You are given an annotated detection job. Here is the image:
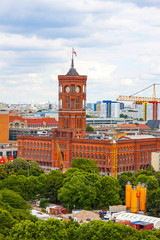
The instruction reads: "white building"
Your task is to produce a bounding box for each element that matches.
[151,152,160,171]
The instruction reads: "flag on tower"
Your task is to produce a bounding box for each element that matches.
[72,48,77,56]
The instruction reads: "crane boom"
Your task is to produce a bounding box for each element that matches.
[55,141,64,172]
[116,95,160,103]
[110,131,126,178]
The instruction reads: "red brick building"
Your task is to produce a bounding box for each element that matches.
[18,61,160,174]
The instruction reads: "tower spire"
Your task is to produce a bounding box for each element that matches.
[71,48,74,68]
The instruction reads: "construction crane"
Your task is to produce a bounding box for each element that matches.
[55,141,65,173]
[110,131,126,178]
[116,83,160,120]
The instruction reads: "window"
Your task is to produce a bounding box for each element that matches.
[140,152,142,162]
[146,152,148,162]
[80,145,82,151]
[143,152,145,161]
[72,152,75,159]
[47,150,50,160]
[103,147,105,152]
[123,154,125,164]
[44,143,46,148]
[44,150,46,160]
[126,154,128,163]
[84,146,86,151]
[76,145,78,150]
[108,148,110,152]
[91,154,93,159]
[41,143,43,148]
[83,153,86,159]
[47,143,49,148]
[72,145,74,150]
[28,149,30,158]
[80,152,82,158]
[87,146,89,151]
[24,142,26,147]
[95,154,97,160]
[99,147,101,152]
[91,146,93,151]
[95,147,97,152]
[37,143,39,148]
[41,150,43,159]
[59,99,62,109]
[76,152,78,158]
[99,155,101,164]
[37,149,39,158]
[87,153,90,159]
[103,155,106,165]
[25,149,26,158]
[34,149,36,158]
[31,149,33,158]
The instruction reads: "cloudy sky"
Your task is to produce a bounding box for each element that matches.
[1,0,160,104]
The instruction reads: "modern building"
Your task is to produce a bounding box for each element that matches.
[18,60,160,174]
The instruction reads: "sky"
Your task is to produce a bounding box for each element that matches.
[1,0,160,104]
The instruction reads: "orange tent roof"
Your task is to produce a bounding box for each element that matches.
[119,124,137,128]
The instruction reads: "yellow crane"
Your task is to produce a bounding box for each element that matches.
[110,131,126,178]
[55,141,64,173]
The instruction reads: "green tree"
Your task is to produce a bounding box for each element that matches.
[58,174,97,210]
[12,158,29,172]
[72,158,99,173]
[0,208,15,236]
[0,189,30,209]
[97,176,122,209]
[44,170,64,203]
[147,188,160,217]
[0,167,7,180]
[86,125,94,132]
[135,175,159,191]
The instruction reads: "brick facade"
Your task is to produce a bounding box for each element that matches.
[17,63,160,174]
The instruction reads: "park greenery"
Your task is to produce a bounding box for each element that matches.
[0,158,160,239]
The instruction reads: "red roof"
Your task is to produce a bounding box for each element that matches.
[138,124,150,130]
[9,116,25,122]
[26,118,58,125]
[9,116,58,126]
[119,124,137,128]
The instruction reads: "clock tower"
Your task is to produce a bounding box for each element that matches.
[58,59,87,138]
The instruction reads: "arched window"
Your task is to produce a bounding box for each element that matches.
[37,149,39,159]
[91,154,93,159]
[80,152,82,158]
[24,142,26,147]
[80,145,82,151]
[95,154,97,160]
[25,149,26,158]
[31,149,33,158]
[72,145,74,150]
[47,150,50,160]
[103,154,106,165]
[34,149,36,158]
[140,152,142,162]
[143,152,145,161]
[87,153,90,159]
[44,150,46,160]
[84,146,86,151]
[47,143,49,148]
[76,152,78,158]
[99,155,101,164]
[41,150,43,159]
[126,154,128,163]
[31,142,33,147]
[28,149,30,158]
[132,153,134,161]
[44,143,46,148]
[99,147,101,152]
[120,154,122,164]
[123,154,125,164]
[146,152,148,162]
[87,146,89,151]
[41,143,43,148]
[72,152,75,159]
[37,143,39,148]
[129,153,131,163]
[91,147,93,151]
[103,147,105,152]
[108,148,110,152]
[83,153,86,159]
[95,147,97,152]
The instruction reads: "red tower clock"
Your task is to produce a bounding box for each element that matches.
[58,59,87,138]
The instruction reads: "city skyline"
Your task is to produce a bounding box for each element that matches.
[1,0,160,104]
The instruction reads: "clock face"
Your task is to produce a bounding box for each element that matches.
[76,86,80,93]
[65,86,70,93]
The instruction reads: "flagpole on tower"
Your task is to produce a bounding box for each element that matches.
[72,48,77,68]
